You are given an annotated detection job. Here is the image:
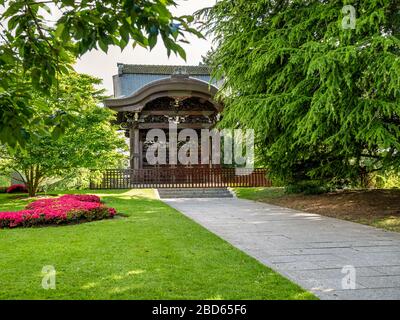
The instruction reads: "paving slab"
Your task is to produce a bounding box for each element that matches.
[163,198,400,300]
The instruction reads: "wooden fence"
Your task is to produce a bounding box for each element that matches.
[90,168,271,189]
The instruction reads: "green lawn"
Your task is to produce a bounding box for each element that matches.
[0,190,315,300]
[234,187,286,201]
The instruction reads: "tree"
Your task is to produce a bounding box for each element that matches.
[0,0,202,146]
[200,0,400,188]
[0,72,127,196]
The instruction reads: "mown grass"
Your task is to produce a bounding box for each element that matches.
[234,187,286,201]
[0,189,315,300]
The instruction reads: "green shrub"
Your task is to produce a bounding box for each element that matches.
[372,171,400,189]
[0,175,9,187]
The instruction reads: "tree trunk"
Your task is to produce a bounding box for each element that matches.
[359,167,371,189]
[27,184,36,197]
[25,166,40,197]
[25,176,36,198]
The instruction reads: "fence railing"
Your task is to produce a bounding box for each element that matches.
[90,168,272,189]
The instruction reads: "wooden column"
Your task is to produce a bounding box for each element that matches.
[139,140,143,169]
[130,126,140,170]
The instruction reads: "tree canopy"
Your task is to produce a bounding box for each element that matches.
[201,0,400,188]
[0,0,201,146]
[0,72,127,196]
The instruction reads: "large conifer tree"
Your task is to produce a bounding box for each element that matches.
[201,0,400,187]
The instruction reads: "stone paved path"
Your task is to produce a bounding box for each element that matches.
[163,198,400,300]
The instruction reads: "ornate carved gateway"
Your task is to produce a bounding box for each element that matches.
[93,64,270,189]
[105,64,222,170]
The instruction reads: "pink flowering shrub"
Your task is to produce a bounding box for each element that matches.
[6,184,28,194]
[0,194,116,228]
[61,194,101,203]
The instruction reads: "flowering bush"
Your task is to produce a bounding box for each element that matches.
[0,187,7,193]
[0,194,116,228]
[6,184,28,194]
[61,194,101,203]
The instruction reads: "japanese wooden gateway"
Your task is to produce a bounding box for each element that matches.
[91,65,271,189]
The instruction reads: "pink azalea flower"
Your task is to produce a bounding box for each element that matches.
[0,194,116,228]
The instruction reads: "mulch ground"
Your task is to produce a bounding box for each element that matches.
[260,189,400,232]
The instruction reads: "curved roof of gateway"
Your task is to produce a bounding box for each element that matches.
[105,73,222,112]
[112,63,220,98]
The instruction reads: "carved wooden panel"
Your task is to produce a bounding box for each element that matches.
[143,97,217,112]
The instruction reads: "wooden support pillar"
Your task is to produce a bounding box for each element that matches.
[130,127,140,170]
[139,140,143,169]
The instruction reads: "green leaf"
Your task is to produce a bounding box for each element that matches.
[176,45,186,61]
[148,34,158,49]
[98,39,108,53]
[55,23,65,38]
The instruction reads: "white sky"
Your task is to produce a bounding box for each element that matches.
[74,0,216,95]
